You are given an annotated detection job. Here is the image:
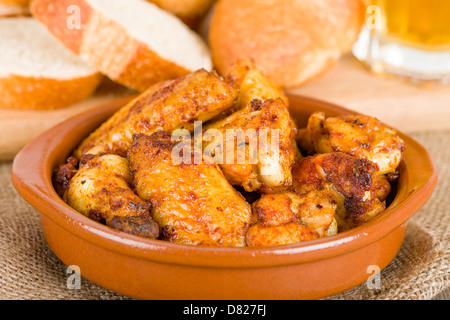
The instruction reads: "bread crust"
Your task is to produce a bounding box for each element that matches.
[0,0,29,6]
[209,0,365,88]
[30,0,90,53]
[31,0,208,92]
[0,73,102,110]
[0,0,30,16]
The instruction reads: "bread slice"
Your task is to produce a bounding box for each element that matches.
[31,0,213,92]
[0,0,30,17]
[0,17,102,110]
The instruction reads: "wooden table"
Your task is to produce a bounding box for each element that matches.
[0,79,135,161]
[289,54,450,133]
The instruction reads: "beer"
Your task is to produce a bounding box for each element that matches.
[353,0,450,84]
[372,0,450,48]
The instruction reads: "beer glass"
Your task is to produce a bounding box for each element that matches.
[353,0,450,85]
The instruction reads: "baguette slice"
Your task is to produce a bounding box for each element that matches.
[0,17,102,110]
[0,0,30,17]
[31,0,213,92]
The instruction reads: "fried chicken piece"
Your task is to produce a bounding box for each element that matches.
[246,221,318,247]
[203,98,298,192]
[202,60,301,192]
[225,59,289,110]
[63,146,159,239]
[128,132,252,247]
[53,156,78,198]
[297,112,405,175]
[246,191,337,247]
[74,69,238,159]
[291,152,386,231]
[374,173,392,202]
[73,80,173,158]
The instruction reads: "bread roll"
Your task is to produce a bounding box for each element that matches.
[209,0,365,88]
[0,17,102,110]
[0,0,30,17]
[31,0,213,92]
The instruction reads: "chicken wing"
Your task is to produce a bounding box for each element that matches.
[203,98,298,192]
[297,112,405,175]
[74,69,238,159]
[62,146,159,238]
[246,191,337,247]
[225,59,289,110]
[128,132,252,247]
[291,152,386,231]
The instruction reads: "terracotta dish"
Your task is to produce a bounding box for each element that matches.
[11,94,437,299]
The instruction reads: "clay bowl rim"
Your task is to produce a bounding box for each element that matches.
[11,93,438,269]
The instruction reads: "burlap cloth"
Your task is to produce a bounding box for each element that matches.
[0,131,448,300]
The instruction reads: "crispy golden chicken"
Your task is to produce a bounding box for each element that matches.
[246,191,338,246]
[206,59,301,192]
[374,173,392,202]
[225,59,289,110]
[297,112,405,175]
[53,64,403,248]
[74,69,238,159]
[128,132,252,247]
[291,152,386,231]
[62,146,159,238]
[203,98,298,192]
